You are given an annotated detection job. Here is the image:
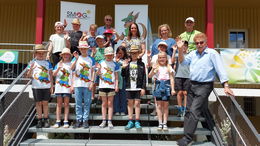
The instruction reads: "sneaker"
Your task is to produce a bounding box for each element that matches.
[182,107,186,117]
[43,118,50,128]
[150,109,157,116]
[53,121,61,128]
[73,120,82,128]
[125,121,134,130]
[63,121,70,128]
[36,119,42,128]
[115,112,120,116]
[99,121,106,128]
[135,121,142,130]
[163,124,168,131]
[157,124,163,131]
[83,121,89,129]
[108,121,113,129]
[120,112,126,116]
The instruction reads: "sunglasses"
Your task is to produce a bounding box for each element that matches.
[106,19,112,21]
[195,41,205,45]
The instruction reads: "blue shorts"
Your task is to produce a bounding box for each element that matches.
[153,80,171,101]
[55,93,72,98]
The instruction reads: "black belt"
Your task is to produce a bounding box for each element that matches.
[190,80,213,85]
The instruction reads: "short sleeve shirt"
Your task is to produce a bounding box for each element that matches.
[54,62,73,94]
[49,34,66,53]
[179,30,201,52]
[30,60,53,89]
[72,56,95,87]
[94,47,105,63]
[99,60,120,89]
[126,61,142,91]
[154,66,174,81]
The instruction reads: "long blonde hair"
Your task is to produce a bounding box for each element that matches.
[155,52,172,73]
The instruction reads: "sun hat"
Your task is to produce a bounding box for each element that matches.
[77,41,90,49]
[60,48,72,56]
[104,47,114,55]
[54,21,64,27]
[71,18,81,25]
[95,35,105,40]
[157,41,168,47]
[34,44,47,52]
[129,45,140,53]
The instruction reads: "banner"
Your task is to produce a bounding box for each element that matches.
[115,5,148,63]
[60,1,95,31]
[220,49,260,84]
[0,50,18,64]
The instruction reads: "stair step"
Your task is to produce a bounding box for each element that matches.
[28,126,211,135]
[48,114,205,122]
[20,139,215,146]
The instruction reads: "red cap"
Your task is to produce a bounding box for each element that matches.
[103,29,113,34]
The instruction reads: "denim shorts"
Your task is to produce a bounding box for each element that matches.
[55,93,72,98]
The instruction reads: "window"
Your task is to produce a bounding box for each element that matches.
[229,29,248,48]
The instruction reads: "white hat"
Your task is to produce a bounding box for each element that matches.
[157,41,168,47]
[54,21,64,27]
[60,48,72,56]
[104,47,114,55]
[185,17,195,22]
[95,35,104,40]
[77,41,90,49]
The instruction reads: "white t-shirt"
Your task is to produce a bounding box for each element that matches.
[30,59,53,89]
[155,66,174,81]
[54,62,73,94]
[49,34,66,53]
[99,60,120,89]
[72,56,95,87]
[151,54,172,66]
[126,61,141,91]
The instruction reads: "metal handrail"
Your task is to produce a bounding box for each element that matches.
[213,89,260,144]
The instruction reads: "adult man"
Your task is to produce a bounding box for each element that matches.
[68,18,82,54]
[97,15,114,35]
[179,17,201,53]
[176,33,234,146]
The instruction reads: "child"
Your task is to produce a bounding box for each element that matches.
[114,46,128,116]
[103,29,120,49]
[97,47,119,128]
[80,24,98,56]
[148,52,175,131]
[122,45,146,130]
[172,40,190,117]
[71,41,95,128]
[92,35,106,99]
[47,21,70,66]
[27,44,53,128]
[52,48,73,128]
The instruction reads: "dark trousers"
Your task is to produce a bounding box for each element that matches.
[183,81,213,141]
[114,79,127,113]
[52,52,61,67]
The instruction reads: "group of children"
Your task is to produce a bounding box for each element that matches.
[28,21,190,131]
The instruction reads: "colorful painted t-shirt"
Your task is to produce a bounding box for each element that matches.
[126,61,141,91]
[72,56,95,87]
[54,62,73,94]
[154,66,174,81]
[30,59,53,89]
[99,60,120,89]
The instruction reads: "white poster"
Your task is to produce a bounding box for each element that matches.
[115,5,148,63]
[60,1,95,31]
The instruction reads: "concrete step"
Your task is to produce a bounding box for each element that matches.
[48,113,205,122]
[28,126,211,135]
[20,139,215,146]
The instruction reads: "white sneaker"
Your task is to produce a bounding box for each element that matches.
[108,121,113,129]
[157,124,163,131]
[163,124,168,131]
[99,121,106,128]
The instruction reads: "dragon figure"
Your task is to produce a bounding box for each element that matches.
[34,65,50,84]
[75,62,91,82]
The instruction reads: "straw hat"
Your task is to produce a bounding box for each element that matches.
[71,18,81,25]
[104,47,114,55]
[77,41,90,49]
[129,45,140,53]
[60,48,72,56]
[34,44,47,52]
